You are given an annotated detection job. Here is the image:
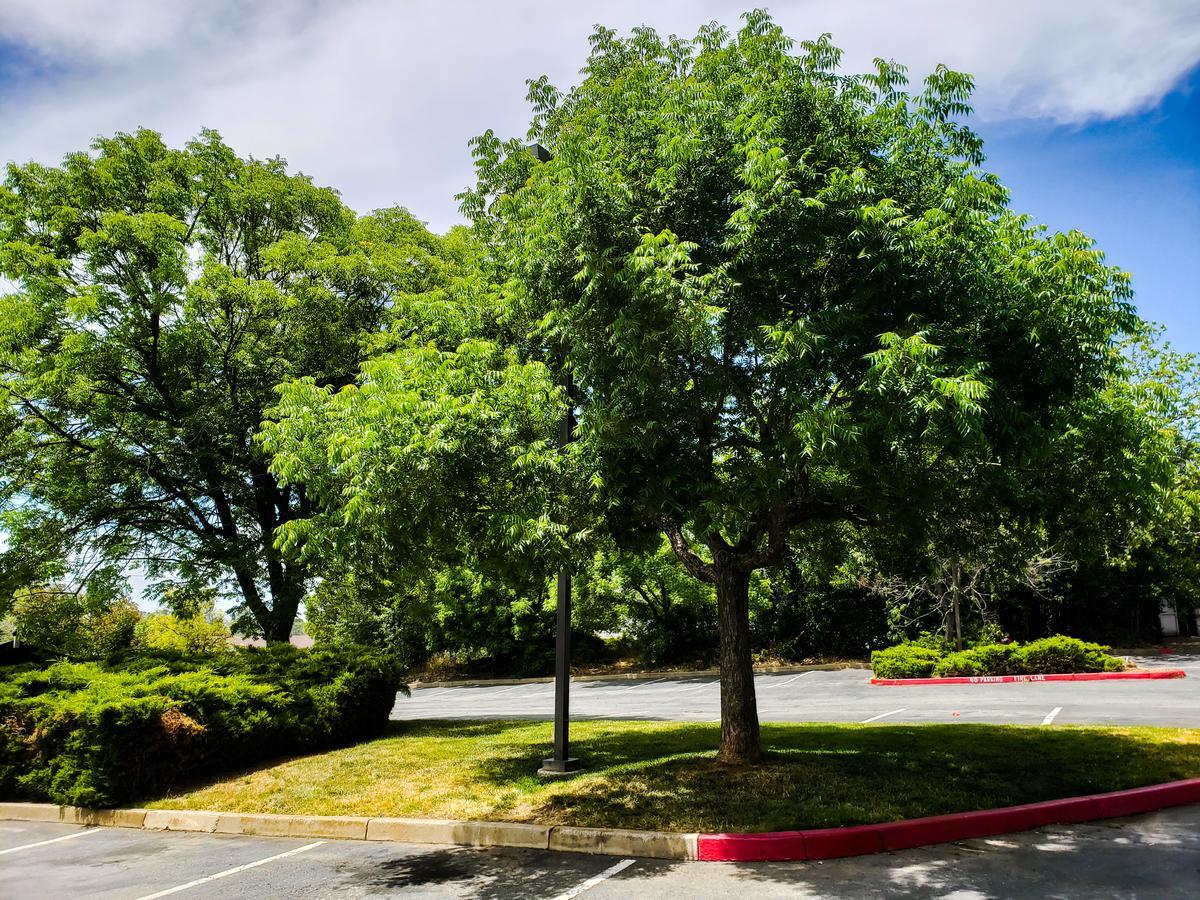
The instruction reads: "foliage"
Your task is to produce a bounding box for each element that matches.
[933,644,1015,677]
[10,588,140,660]
[870,643,943,679]
[86,600,143,658]
[9,589,85,657]
[580,540,719,667]
[137,611,232,656]
[444,11,1147,762]
[874,635,1124,677]
[0,645,401,806]
[1010,636,1125,674]
[263,339,565,600]
[751,543,890,660]
[0,129,452,640]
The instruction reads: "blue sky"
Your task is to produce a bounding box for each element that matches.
[0,1,1196,610]
[981,65,1200,351]
[0,1,1197,349]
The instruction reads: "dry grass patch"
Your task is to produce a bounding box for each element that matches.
[144,720,1200,833]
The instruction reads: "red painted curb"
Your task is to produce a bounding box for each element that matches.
[696,778,1200,862]
[870,670,1187,686]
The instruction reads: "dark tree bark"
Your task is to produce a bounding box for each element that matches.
[263,574,304,642]
[714,563,761,764]
[661,520,764,764]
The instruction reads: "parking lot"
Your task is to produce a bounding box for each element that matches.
[4,807,1200,899]
[7,647,1197,898]
[394,649,1200,728]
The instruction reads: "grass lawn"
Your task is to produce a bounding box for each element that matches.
[144,721,1200,833]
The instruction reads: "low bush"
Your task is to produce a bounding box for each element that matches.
[873,635,1125,678]
[933,644,1017,677]
[1010,636,1125,675]
[137,611,232,655]
[0,645,402,807]
[870,644,943,679]
[10,590,142,661]
[931,650,985,677]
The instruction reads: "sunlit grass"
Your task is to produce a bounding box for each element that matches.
[144,720,1200,832]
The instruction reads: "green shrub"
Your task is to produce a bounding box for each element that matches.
[871,644,943,679]
[932,650,985,677]
[10,590,141,660]
[908,632,954,653]
[1010,636,1123,674]
[935,643,1019,677]
[874,635,1124,678]
[0,645,402,807]
[137,612,232,655]
[86,601,143,658]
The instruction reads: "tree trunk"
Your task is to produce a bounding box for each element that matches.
[952,564,963,651]
[263,613,295,643]
[263,565,304,643]
[232,561,304,643]
[715,564,761,764]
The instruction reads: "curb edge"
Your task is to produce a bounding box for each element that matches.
[696,777,1200,861]
[3,777,1198,863]
[870,670,1188,686]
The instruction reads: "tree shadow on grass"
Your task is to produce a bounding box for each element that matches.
[455,722,1200,833]
[140,719,1199,836]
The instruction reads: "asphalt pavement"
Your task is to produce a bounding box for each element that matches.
[4,809,1198,899]
[393,648,1200,728]
[8,647,1197,898]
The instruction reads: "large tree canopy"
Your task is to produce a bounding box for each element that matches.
[455,14,1149,762]
[261,14,1174,763]
[0,129,448,639]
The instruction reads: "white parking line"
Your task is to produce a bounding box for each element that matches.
[487,683,551,697]
[617,677,668,693]
[675,678,719,694]
[550,858,637,900]
[0,828,101,855]
[761,672,812,689]
[1042,706,1063,726]
[861,708,907,723]
[133,841,325,899]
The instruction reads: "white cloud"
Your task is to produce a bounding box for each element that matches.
[0,1,1196,231]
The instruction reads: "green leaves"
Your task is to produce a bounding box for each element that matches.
[457,10,1151,582]
[0,128,451,638]
[263,339,566,583]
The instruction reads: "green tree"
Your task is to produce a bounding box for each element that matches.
[457,14,1142,762]
[137,606,232,655]
[1048,334,1200,639]
[579,538,719,667]
[0,129,445,639]
[10,585,140,659]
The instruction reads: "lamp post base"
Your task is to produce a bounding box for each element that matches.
[538,757,584,778]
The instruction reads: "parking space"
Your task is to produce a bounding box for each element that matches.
[0,820,639,900]
[394,652,1200,728]
[4,807,1200,898]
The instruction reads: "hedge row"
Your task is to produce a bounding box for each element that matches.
[871,635,1126,679]
[0,645,402,808]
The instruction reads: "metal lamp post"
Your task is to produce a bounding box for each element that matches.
[530,142,583,777]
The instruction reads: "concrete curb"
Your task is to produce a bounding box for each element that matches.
[411,661,867,690]
[0,803,696,861]
[697,778,1200,861]
[870,670,1187,686]
[6,779,1200,862]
